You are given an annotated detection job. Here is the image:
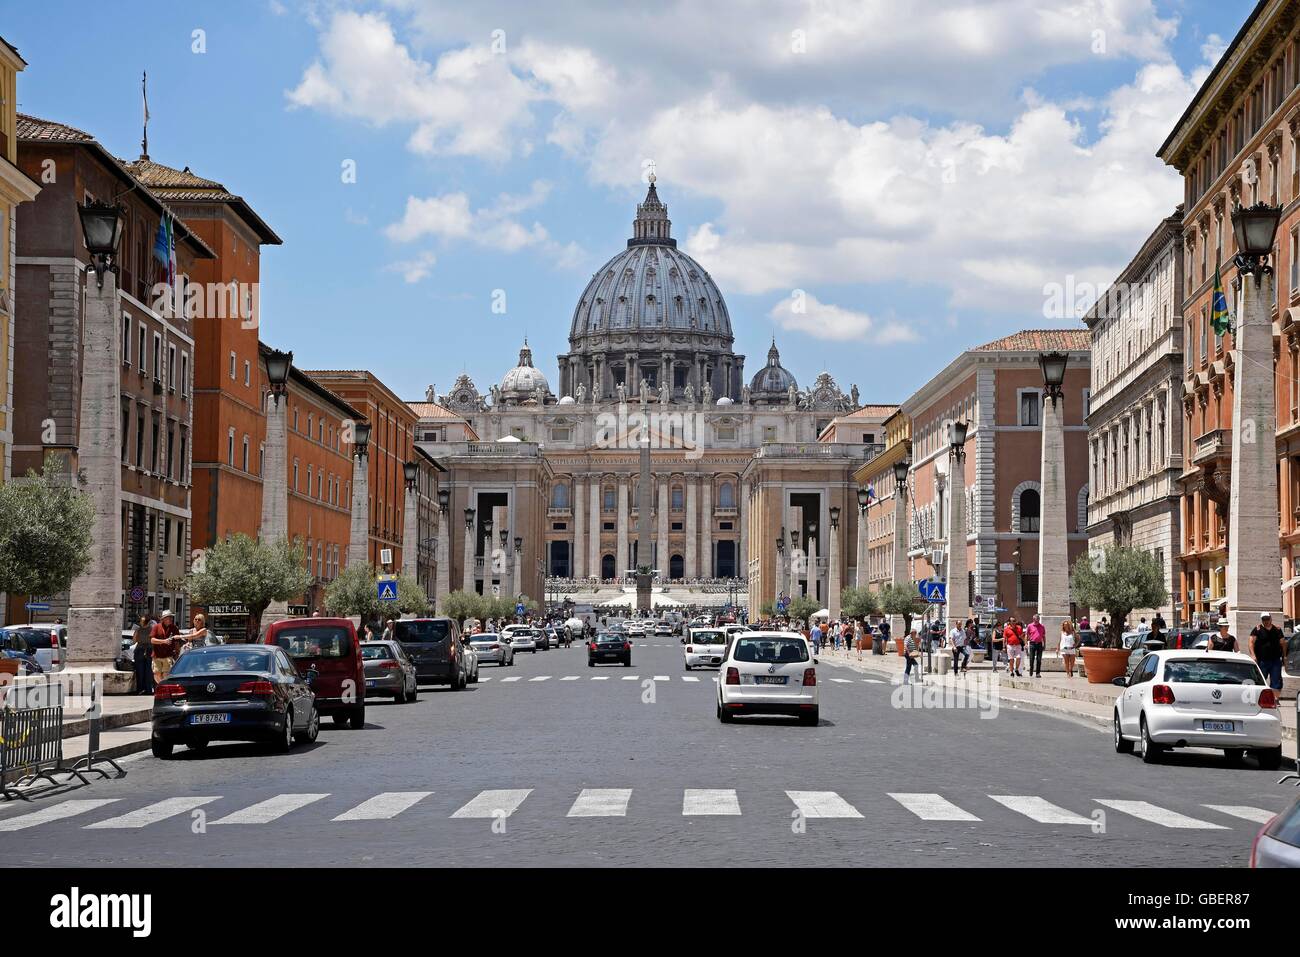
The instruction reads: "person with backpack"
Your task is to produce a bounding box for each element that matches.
[1250,612,1287,690]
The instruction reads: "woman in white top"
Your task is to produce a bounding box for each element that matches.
[1060,619,1078,678]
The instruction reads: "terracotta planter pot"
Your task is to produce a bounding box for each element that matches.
[1080,647,1130,685]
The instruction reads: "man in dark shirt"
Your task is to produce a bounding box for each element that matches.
[1250,612,1287,690]
[1210,620,1237,652]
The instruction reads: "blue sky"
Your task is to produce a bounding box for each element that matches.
[4,1,1253,405]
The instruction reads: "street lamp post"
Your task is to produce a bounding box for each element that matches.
[891,458,912,641]
[462,506,476,592]
[67,202,126,669]
[828,505,842,621]
[775,529,786,611]
[513,534,523,601]
[346,421,372,567]
[856,487,869,589]
[790,528,801,599]
[1037,351,1070,655]
[402,460,420,582]
[435,488,450,613]
[1227,202,1285,641]
[945,421,969,628]
[807,522,818,606]
[259,347,293,627]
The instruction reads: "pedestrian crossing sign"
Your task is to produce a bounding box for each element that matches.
[377,579,398,602]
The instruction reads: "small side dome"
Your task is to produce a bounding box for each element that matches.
[750,339,798,397]
[557,395,576,406]
[716,396,734,406]
[499,339,551,402]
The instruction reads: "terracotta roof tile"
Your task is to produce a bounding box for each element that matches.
[127,158,224,190]
[838,404,899,419]
[971,329,1090,353]
[407,402,466,420]
[17,113,94,143]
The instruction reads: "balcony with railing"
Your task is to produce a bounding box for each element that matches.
[756,442,885,461]
[1191,428,1231,466]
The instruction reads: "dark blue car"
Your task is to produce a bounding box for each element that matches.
[0,630,43,675]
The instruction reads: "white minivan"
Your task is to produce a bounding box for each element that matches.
[716,630,819,725]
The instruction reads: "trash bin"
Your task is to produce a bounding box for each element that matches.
[934,650,952,675]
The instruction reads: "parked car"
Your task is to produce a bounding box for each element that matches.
[684,627,727,670]
[469,632,514,667]
[151,644,318,758]
[717,631,818,725]
[114,630,136,672]
[1251,793,1300,867]
[510,629,539,654]
[393,617,467,689]
[0,631,43,676]
[654,622,674,638]
[1077,629,1104,648]
[0,624,65,672]
[360,640,418,702]
[588,631,631,667]
[1113,650,1283,767]
[264,617,365,728]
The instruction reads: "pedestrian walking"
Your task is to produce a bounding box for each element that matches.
[1026,613,1046,677]
[132,615,153,695]
[854,620,864,660]
[1250,612,1287,691]
[1211,619,1238,652]
[810,621,823,655]
[150,610,181,684]
[1060,619,1078,678]
[383,619,395,641]
[990,621,1005,672]
[1004,617,1024,677]
[875,618,889,656]
[903,628,920,683]
[949,618,969,674]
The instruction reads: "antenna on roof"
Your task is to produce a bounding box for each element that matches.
[140,70,150,161]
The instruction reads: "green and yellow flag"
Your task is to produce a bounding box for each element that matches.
[1211,263,1232,335]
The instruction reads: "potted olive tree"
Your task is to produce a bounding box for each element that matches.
[1070,545,1168,684]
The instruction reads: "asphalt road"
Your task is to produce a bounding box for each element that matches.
[1,636,1292,867]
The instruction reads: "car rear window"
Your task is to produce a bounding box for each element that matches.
[273,626,352,659]
[394,620,450,643]
[172,649,273,675]
[1162,658,1263,685]
[360,644,392,660]
[6,628,54,648]
[733,637,809,664]
[692,631,725,645]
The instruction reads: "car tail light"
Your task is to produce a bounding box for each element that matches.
[449,641,457,662]
[50,631,60,666]
[154,682,185,700]
[1150,684,1176,705]
[237,680,275,696]
[725,667,740,685]
[685,646,693,654]
[624,642,632,651]
[378,660,400,670]
[1260,688,1279,709]
[1250,817,1276,868]
[803,668,817,686]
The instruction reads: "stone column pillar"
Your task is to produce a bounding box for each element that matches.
[700,480,713,577]
[513,544,522,600]
[347,447,370,568]
[657,476,670,572]
[945,453,968,625]
[589,478,601,579]
[1038,388,1070,652]
[685,475,698,578]
[572,473,586,579]
[892,477,911,637]
[776,544,785,607]
[436,507,450,613]
[738,481,750,575]
[402,482,419,578]
[616,475,629,577]
[855,504,868,588]
[1228,268,1284,639]
[829,516,842,620]
[807,529,818,603]
[462,508,476,592]
[259,390,290,626]
[67,271,123,668]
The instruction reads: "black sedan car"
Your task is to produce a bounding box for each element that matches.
[588,632,632,668]
[151,645,319,758]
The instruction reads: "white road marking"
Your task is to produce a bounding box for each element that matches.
[682,676,700,682]
[1202,804,1278,824]
[888,793,981,821]
[479,675,492,681]
[211,793,329,825]
[591,676,609,680]
[861,679,885,684]
[653,675,669,681]
[452,789,532,819]
[500,676,522,683]
[560,676,580,681]
[989,795,1092,825]
[528,676,551,682]
[567,788,633,817]
[333,791,433,821]
[683,788,741,816]
[0,799,120,832]
[1094,800,1226,829]
[829,678,853,683]
[786,791,863,819]
[621,675,639,680]
[86,796,220,829]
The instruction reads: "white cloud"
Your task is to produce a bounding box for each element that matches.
[386,250,438,283]
[768,291,918,344]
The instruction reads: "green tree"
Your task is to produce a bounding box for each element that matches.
[786,595,819,626]
[186,534,312,637]
[758,600,775,619]
[879,582,924,636]
[841,585,882,621]
[442,589,486,626]
[1070,545,1169,648]
[323,562,381,620]
[395,574,430,616]
[0,457,94,599]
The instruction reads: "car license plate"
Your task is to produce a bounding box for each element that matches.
[189,713,231,725]
[1202,720,1234,732]
[755,675,787,685]
[366,679,378,687]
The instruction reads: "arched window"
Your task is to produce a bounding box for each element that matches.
[719,481,735,508]
[601,554,616,580]
[552,483,570,509]
[1019,488,1041,533]
[669,554,684,578]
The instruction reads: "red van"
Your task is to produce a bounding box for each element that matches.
[264,617,365,729]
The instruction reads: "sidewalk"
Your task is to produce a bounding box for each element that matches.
[816,644,1299,758]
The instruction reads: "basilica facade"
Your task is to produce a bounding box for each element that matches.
[413,182,891,612]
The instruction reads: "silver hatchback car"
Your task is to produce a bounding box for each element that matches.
[360,640,418,703]
[469,632,514,666]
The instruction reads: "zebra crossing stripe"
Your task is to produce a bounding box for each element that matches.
[653,676,669,681]
[682,676,701,682]
[0,799,120,832]
[528,676,551,682]
[333,792,433,821]
[620,675,639,680]
[1094,800,1226,829]
[889,793,981,821]
[211,793,329,825]
[988,795,1092,825]
[500,676,522,683]
[86,796,220,829]
[786,791,863,818]
[451,789,532,819]
[591,676,609,680]
[479,675,492,681]
[683,788,741,816]
[560,676,580,681]
[567,788,633,817]
[1202,804,1278,824]
[829,678,853,683]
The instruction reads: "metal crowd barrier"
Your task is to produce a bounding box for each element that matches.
[0,675,124,800]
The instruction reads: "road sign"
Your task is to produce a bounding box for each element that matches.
[380,548,393,566]
[377,579,398,602]
[129,585,146,603]
[776,597,788,612]
[24,602,50,612]
[515,602,525,616]
[917,580,946,604]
